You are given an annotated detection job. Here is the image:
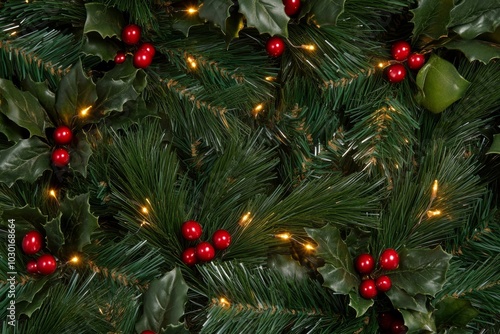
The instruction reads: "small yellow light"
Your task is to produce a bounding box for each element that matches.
[187,56,197,69]
[252,103,264,117]
[301,44,315,51]
[304,243,315,251]
[378,62,385,68]
[427,209,441,217]
[239,212,252,226]
[276,233,291,240]
[10,31,17,36]
[49,189,57,198]
[219,297,231,308]
[98,307,104,314]
[80,106,92,117]
[145,198,151,205]
[187,7,198,14]
[265,76,275,81]
[70,256,79,264]
[141,206,149,214]
[432,179,438,198]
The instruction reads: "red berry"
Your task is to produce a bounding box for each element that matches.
[181,220,203,241]
[355,253,375,274]
[359,279,378,299]
[375,275,392,292]
[378,312,394,330]
[141,331,156,334]
[391,41,411,61]
[386,64,406,83]
[212,229,231,250]
[22,230,43,255]
[26,260,38,274]
[380,248,400,270]
[283,0,301,16]
[114,51,127,64]
[407,53,425,70]
[53,125,73,145]
[133,49,153,69]
[51,148,70,167]
[182,247,198,266]
[122,24,141,45]
[391,319,408,334]
[37,254,57,275]
[139,43,156,57]
[196,242,215,262]
[266,36,285,57]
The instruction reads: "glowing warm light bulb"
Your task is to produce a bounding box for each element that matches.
[252,104,264,117]
[301,44,315,51]
[265,76,275,82]
[304,243,315,251]
[80,106,92,117]
[187,7,198,14]
[427,209,442,217]
[70,256,80,264]
[187,56,197,69]
[141,206,149,214]
[432,180,438,198]
[239,212,252,226]
[378,62,385,68]
[219,297,231,308]
[49,189,57,198]
[276,233,291,240]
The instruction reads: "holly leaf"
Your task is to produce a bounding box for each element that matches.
[348,290,373,317]
[307,0,345,27]
[162,323,190,334]
[173,16,205,37]
[55,60,98,125]
[487,134,500,155]
[2,206,48,239]
[400,309,436,333]
[267,254,308,281]
[83,2,124,39]
[224,13,245,46]
[444,328,473,334]
[16,276,50,317]
[82,32,120,61]
[0,137,51,186]
[306,225,358,294]
[416,54,471,113]
[444,39,500,64]
[104,98,159,130]
[434,297,479,329]
[449,1,500,40]
[60,193,99,251]
[20,77,56,120]
[386,286,428,313]
[43,213,64,252]
[0,113,25,142]
[389,246,452,297]
[411,0,454,41]
[135,267,189,333]
[70,131,92,177]
[95,58,147,114]
[0,78,51,138]
[238,0,289,37]
[199,0,233,33]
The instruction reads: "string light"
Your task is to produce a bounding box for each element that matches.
[239,212,252,226]
[140,220,150,227]
[187,7,198,14]
[265,76,276,82]
[427,209,441,217]
[219,297,231,308]
[252,103,264,117]
[301,44,315,51]
[141,206,149,214]
[431,179,438,198]
[70,256,80,264]
[10,31,17,36]
[378,62,385,68]
[304,243,315,251]
[187,56,197,69]
[276,233,291,240]
[49,189,57,198]
[80,106,92,117]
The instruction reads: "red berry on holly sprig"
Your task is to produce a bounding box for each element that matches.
[133,49,154,69]
[37,254,57,275]
[379,248,400,270]
[114,51,127,64]
[26,259,38,274]
[375,275,392,292]
[283,0,301,16]
[391,41,411,61]
[51,148,70,167]
[181,220,203,241]
[182,247,198,266]
[22,230,44,255]
[141,330,156,334]
[122,24,141,45]
[196,242,215,262]
[53,125,73,145]
[391,319,408,334]
[355,253,375,275]
[212,229,231,250]
[359,279,378,299]
[266,36,285,57]
[386,64,406,83]
[139,43,156,58]
[407,53,425,70]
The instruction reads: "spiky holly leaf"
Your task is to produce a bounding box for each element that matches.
[163,324,190,334]
[0,113,24,142]
[306,0,346,27]
[0,137,51,186]
[434,297,479,329]
[20,78,56,121]
[386,286,428,313]
[135,267,189,333]
[306,225,358,294]
[411,0,453,41]
[17,277,50,318]
[348,290,373,317]
[224,13,245,46]
[70,131,92,177]
[268,254,308,281]
[43,213,64,252]
[487,134,500,155]
[444,39,500,64]
[198,0,233,33]
[83,3,124,39]
[449,0,500,40]
[60,193,99,251]
[400,309,436,333]
[2,206,47,237]
[0,78,51,138]
[55,60,98,125]
[172,16,205,37]
[389,246,452,297]
[82,32,120,61]
[238,0,289,37]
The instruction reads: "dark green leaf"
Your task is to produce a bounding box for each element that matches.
[162,323,190,334]
[386,286,428,313]
[70,131,92,177]
[390,246,452,297]
[60,193,99,251]
[348,290,373,317]
[43,213,64,252]
[453,9,500,40]
[449,0,500,39]
[95,59,147,114]
[199,0,233,33]
[82,32,120,61]
[307,0,345,27]
[306,225,358,294]
[17,277,50,303]
[487,134,500,154]
[0,113,24,142]
[0,137,51,186]
[444,328,472,334]
[135,267,189,333]
[172,16,205,37]
[0,78,51,138]
[434,297,479,328]
[104,98,159,130]
[17,278,50,318]
[83,2,124,38]
[411,0,454,40]
[224,13,245,46]
[55,61,98,126]
[400,309,436,333]
[2,206,48,235]
[20,78,56,120]
[267,254,308,281]
[238,0,289,37]
[444,39,500,64]
[416,54,470,113]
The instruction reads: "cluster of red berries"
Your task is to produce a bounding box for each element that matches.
[378,310,408,334]
[355,248,399,299]
[140,330,156,334]
[114,24,156,69]
[264,0,301,58]
[386,41,426,83]
[181,220,232,266]
[22,230,57,275]
[51,125,73,168]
